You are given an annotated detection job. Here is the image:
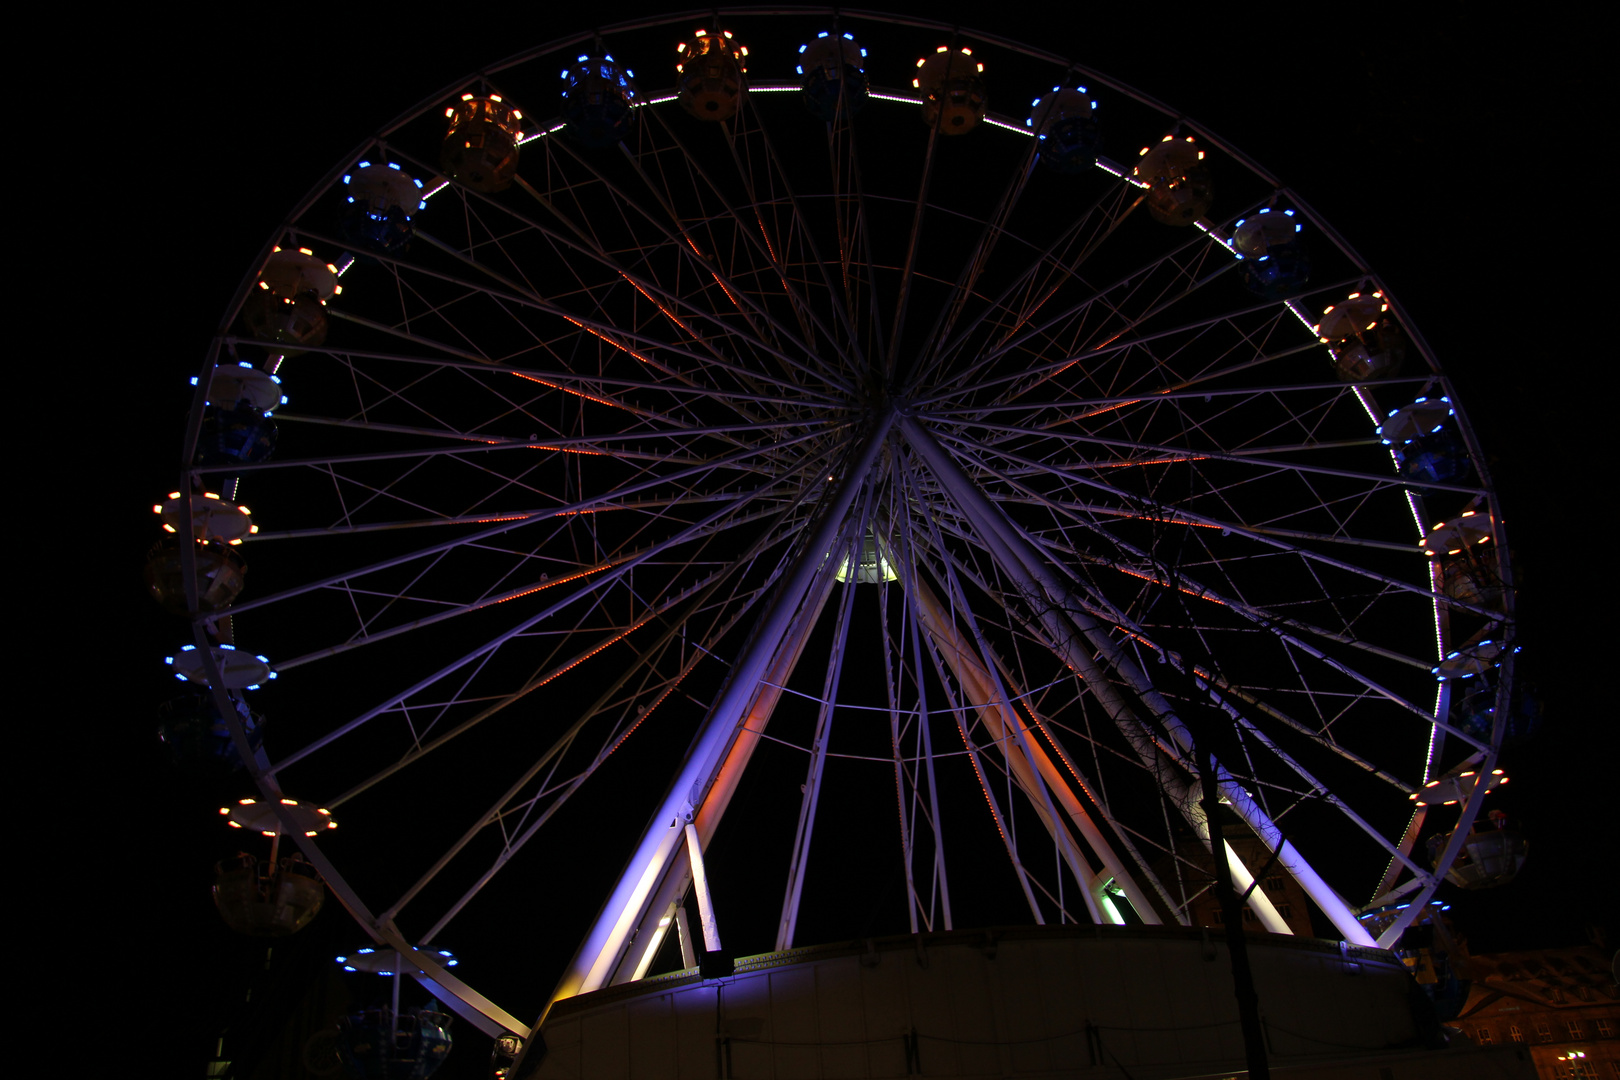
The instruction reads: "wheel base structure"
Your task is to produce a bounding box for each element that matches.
[526,925,1531,1080]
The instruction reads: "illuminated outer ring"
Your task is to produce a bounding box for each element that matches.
[170,8,1513,1040]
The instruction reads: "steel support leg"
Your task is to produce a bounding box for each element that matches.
[900,414,1377,947]
[544,411,895,1014]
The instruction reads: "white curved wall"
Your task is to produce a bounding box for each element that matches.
[531,927,1527,1079]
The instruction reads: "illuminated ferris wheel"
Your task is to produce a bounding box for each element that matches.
[155,9,1521,1047]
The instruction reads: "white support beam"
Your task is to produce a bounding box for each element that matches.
[676,906,697,970]
[775,522,864,950]
[685,823,722,952]
[909,572,1104,924]
[900,414,1378,948]
[913,573,1162,926]
[543,411,895,1016]
[604,548,843,986]
[629,901,680,982]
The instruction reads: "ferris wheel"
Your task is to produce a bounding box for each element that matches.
[159,10,1519,1044]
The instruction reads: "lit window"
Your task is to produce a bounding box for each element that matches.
[1476,1026,1495,1045]
[1536,1022,1554,1042]
[1595,1019,1614,1037]
[1567,1061,1592,1080]
[1509,1025,1524,1043]
[1567,1020,1585,1039]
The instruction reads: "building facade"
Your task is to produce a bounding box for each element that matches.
[1173,824,1318,937]
[1447,945,1619,1080]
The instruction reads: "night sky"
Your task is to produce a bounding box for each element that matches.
[82,6,1606,1076]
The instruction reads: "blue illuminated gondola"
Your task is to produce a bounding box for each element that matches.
[1231,208,1310,298]
[1378,396,1472,483]
[561,55,637,146]
[336,1006,454,1080]
[156,690,264,773]
[341,161,425,253]
[799,32,868,120]
[1029,86,1099,172]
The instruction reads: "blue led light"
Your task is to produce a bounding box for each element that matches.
[342,175,351,184]
[358,948,374,954]
[358,161,370,169]
[190,376,199,385]
[219,643,236,651]
[818,31,828,37]
[799,44,807,52]
[182,644,196,652]
[388,162,400,171]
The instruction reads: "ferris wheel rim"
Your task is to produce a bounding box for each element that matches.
[170,8,1515,1042]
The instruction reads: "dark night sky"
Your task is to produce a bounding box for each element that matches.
[74,5,1608,1075]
